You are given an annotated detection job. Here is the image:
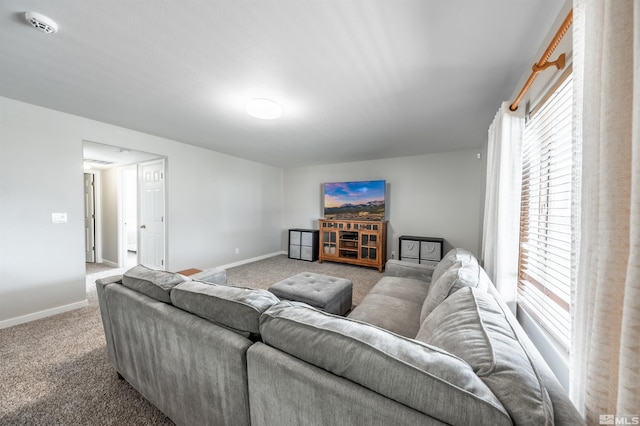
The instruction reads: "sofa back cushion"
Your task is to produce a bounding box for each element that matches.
[122,265,186,303]
[260,301,511,426]
[431,248,476,284]
[171,280,280,335]
[416,287,554,426]
[420,259,490,322]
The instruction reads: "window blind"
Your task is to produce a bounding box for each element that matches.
[518,74,574,350]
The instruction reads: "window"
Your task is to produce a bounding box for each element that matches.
[518,74,575,350]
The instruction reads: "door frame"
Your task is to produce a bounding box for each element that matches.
[82,142,166,270]
[84,173,96,263]
[84,170,103,264]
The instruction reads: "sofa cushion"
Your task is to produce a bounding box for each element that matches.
[431,248,477,284]
[122,265,186,303]
[171,280,280,335]
[420,260,490,322]
[260,301,511,426]
[367,275,429,303]
[347,293,423,338]
[347,276,428,337]
[384,259,436,282]
[416,287,554,426]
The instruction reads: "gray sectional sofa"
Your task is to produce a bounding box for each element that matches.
[96,249,584,426]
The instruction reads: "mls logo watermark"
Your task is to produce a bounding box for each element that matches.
[600,415,640,425]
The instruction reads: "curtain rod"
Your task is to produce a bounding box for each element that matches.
[509,9,573,112]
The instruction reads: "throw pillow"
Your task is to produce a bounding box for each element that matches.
[260,301,511,426]
[420,259,490,322]
[171,280,280,335]
[122,265,186,303]
[430,248,476,284]
[417,287,554,426]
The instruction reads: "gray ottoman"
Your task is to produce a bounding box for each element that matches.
[269,272,353,316]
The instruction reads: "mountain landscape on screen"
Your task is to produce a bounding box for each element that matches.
[323,180,386,220]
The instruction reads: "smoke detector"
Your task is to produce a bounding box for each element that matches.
[25,12,58,34]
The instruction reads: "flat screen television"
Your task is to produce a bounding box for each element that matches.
[323,180,386,221]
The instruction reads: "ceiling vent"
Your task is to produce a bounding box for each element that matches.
[25,12,58,34]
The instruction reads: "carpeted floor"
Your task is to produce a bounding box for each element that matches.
[85,261,118,275]
[0,255,382,425]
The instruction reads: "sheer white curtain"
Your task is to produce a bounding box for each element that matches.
[481,101,524,306]
[571,0,640,420]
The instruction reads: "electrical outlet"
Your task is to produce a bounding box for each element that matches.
[391,250,396,259]
[235,248,240,254]
[52,212,67,224]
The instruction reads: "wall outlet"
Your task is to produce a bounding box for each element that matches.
[52,212,67,224]
[235,248,240,254]
[391,250,396,259]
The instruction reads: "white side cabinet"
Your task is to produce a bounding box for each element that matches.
[289,229,319,261]
[398,236,444,266]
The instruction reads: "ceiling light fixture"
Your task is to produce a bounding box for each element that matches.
[25,11,58,34]
[246,98,282,120]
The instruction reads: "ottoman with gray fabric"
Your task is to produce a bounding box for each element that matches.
[268,272,353,315]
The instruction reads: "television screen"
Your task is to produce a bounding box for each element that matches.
[323,180,386,221]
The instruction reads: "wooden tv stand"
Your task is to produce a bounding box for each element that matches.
[318,219,387,272]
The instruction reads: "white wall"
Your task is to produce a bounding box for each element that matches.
[0,95,485,327]
[283,149,486,259]
[0,99,88,325]
[0,96,283,326]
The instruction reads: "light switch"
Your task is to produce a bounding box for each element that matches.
[52,212,67,224]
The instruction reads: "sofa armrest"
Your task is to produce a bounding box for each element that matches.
[95,276,123,375]
[384,260,435,283]
[189,268,227,285]
[95,274,123,286]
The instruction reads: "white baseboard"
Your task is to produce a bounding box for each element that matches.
[101,259,119,268]
[217,251,286,270]
[0,300,89,329]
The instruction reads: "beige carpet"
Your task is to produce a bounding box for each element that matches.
[0,255,382,425]
[225,254,381,307]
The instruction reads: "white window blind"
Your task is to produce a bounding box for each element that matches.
[518,74,574,350]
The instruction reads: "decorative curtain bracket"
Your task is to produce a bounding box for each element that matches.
[509,10,573,112]
[532,53,566,73]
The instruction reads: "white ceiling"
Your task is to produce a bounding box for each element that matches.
[0,1,565,168]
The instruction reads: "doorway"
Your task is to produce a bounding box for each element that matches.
[84,173,96,263]
[83,141,165,276]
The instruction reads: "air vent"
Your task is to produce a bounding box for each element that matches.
[25,12,58,34]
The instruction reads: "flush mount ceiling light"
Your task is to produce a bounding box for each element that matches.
[245,98,282,120]
[25,11,58,34]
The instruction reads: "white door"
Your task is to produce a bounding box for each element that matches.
[138,159,166,269]
[84,173,96,262]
